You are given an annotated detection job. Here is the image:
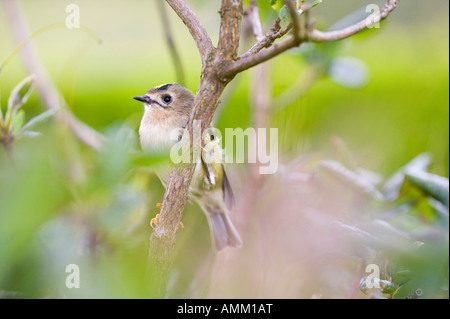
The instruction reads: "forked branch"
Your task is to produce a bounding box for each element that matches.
[224,0,399,76]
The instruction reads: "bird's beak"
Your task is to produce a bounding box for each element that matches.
[133,95,150,103]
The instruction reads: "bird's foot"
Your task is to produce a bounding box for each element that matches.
[151,203,184,229]
[150,214,160,228]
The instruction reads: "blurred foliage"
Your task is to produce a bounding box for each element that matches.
[0,0,448,298]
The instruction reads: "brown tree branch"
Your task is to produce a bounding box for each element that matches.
[165,0,214,66]
[2,0,104,151]
[224,0,399,76]
[308,0,399,42]
[217,0,244,62]
[156,0,186,85]
[241,21,291,59]
[282,0,302,43]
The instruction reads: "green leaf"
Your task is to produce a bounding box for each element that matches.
[391,270,413,287]
[319,160,385,201]
[17,109,57,138]
[406,170,449,208]
[7,75,36,115]
[380,280,398,295]
[12,110,25,135]
[383,153,432,201]
[309,0,322,9]
[278,0,303,22]
[21,131,42,138]
[271,0,284,11]
[428,197,449,224]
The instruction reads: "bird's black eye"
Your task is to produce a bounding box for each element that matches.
[210,134,215,141]
[163,95,172,104]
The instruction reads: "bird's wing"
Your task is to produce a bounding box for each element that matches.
[201,150,216,186]
[222,168,235,210]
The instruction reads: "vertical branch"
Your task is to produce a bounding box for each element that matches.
[156,0,186,85]
[217,0,244,65]
[282,0,302,42]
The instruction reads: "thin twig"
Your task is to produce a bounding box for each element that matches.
[224,0,399,76]
[156,0,186,85]
[309,0,399,42]
[165,0,214,66]
[282,0,302,43]
[241,21,291,59]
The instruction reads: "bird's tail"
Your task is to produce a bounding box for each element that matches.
[208,212,242,252]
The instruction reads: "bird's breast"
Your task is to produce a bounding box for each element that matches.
[139,123,175,151]
[139,108,188,152]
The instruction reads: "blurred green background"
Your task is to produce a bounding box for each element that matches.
[0,0,448,299]
[1,0,448,177]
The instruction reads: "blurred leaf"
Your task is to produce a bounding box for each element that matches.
[96,124,135,187]
[328,6,372,32]
[21,131,43,138]
[17,109,57,138]
[6,75,36,117]
[328,56,369,89]
[359,277,369,294]
[406,170,449,208]
[356,168,383,186]
[318,160,384,201]
[331,221,377,260]
[380,280,398,295]
[0,133,71,293]
[428,197,449,224]
[383,153,432,202]
[391,270,413,286]
[278,0,302,22]
[309,0,322,9]
[271,0,284,11]
[12,110,25,135]
[408,241,425,250]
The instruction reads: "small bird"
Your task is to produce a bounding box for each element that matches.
[134,83,242,251]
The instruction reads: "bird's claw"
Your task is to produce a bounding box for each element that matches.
[150,205,184,229]
[150,214,160,228]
